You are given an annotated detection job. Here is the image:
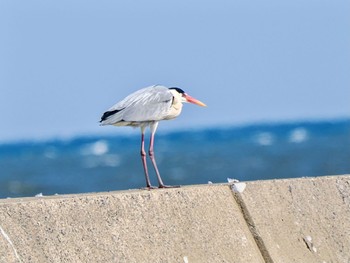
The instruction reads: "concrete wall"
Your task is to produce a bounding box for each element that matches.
[0,175,349,263]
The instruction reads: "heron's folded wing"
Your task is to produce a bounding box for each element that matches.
[122,86,173,121]
[101,85,173,124]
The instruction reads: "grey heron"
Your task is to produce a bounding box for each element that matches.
[100,85,206,188]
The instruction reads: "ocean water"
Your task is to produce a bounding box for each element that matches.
[0,119,349,198]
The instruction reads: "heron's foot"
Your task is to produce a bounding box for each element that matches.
[141,185,158,190]
[158,184,181,189]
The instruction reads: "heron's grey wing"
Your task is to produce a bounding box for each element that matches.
[121,86,173,121]
[100,85,173,125]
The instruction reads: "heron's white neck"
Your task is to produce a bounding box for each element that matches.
[165,89,184,120]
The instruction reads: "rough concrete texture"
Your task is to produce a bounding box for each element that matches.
[237,175,350,263]
[0,185,263,263]
[1,175,350,263]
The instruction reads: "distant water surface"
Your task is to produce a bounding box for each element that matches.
[0,120,349,198]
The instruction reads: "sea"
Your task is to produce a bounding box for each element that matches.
[0,119,349,199]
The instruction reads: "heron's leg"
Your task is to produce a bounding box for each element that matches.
[140,126,153,188]
[148,122,166,187]
[148,122,180,188]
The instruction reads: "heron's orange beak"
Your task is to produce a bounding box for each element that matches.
[184,94,207,107]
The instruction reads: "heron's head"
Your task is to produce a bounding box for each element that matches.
[169,87,206,107]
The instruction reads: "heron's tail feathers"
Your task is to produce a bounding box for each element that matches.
[100,108,125,125]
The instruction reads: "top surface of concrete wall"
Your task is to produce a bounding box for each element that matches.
[0,175,350,263]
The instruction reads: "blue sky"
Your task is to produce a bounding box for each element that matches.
[1,0,349,141]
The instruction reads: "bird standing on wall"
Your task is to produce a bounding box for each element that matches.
[100,85,206,189]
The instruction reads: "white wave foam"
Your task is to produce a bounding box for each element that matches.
[81,140,109,156]
[289,128,308,143]
[255,132,274,146]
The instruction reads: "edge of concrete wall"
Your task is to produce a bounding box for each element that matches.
[1,175,349,263]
